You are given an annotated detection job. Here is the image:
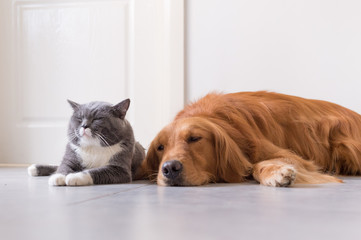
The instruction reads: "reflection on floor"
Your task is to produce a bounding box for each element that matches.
[1,167,361,240]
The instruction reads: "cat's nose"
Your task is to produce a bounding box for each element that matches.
[79,127,91,137]
[81,124,90,129]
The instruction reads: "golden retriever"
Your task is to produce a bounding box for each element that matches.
[135,91,361,187]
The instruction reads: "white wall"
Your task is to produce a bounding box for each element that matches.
[186,0,361,114]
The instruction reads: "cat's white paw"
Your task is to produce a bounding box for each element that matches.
[48,173,66,186]
[27,164,38,176]
[65,172,93,186]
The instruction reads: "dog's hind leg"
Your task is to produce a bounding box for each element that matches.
[252,158,342,187]
[252,145,343,187]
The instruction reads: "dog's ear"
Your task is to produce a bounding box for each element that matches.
[134,140,160,182]
[211,122,252,183]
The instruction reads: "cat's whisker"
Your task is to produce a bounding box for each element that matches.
[98,132,117,143]
[67,131,79,143]
[67,133,77,142]
[94,132,117,157]
[95,133,110,147]
[68,132,76,138]
[96,129,123,144]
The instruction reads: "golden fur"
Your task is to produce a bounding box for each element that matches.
[135,91,361,187]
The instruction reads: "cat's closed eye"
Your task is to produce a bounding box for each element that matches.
[93,117,104,121]
[75,116,82,122]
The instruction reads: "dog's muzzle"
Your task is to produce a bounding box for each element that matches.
[161,160,183,185]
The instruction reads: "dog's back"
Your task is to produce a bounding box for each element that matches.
[177,91,361,175]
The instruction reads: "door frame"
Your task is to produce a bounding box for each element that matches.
[154,0,185,125]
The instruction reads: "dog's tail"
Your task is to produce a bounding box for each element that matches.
[28,164,58,177]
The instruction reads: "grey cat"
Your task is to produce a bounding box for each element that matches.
[28,99,145,186]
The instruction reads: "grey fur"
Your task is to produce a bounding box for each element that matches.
[32,165,58,176]
[33,99,145,184]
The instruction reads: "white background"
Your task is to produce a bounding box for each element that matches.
[186,0,361,114]
[0,0,183,164]
[2,0,361,164]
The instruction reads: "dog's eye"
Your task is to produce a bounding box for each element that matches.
[157,144,164,151]
[187,136,202,143]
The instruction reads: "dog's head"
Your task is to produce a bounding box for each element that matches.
[142,117,252,186]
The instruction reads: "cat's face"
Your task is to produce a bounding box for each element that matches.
[67,99,131,147]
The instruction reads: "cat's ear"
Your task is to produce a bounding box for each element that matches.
[67,99,80,111]
[113,99,130,119]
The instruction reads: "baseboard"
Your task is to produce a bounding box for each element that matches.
[0,163,30,167]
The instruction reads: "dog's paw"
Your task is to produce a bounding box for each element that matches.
[27,164,38,176]
[263,165,296,187]
[48,173,66,186]
[65,172,93,186]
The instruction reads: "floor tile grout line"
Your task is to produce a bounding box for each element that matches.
[66,184,153,206]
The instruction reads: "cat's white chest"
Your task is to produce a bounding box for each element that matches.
[71,143,123,169]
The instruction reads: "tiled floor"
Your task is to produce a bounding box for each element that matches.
[1,167,361,240]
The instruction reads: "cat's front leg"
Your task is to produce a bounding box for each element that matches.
[65,171,94,186]
[87,165,131,184]
[49,144,85,186]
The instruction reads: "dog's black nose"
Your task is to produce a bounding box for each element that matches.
[162,160,183,179]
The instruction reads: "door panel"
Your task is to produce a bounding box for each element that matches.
[16,1,128,119]
[14,0,130,164]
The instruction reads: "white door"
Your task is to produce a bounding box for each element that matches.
[0,0,184,165]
